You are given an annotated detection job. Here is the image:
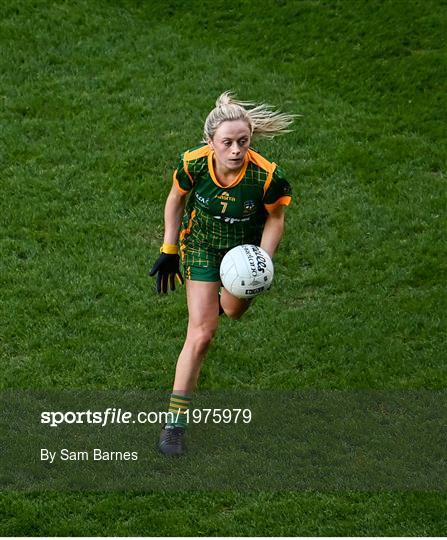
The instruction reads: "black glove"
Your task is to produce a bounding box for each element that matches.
[149,252,184,294]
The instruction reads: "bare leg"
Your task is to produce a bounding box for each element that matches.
[220,288,252,320]
[172,280,221,394]
[160,280,251,455]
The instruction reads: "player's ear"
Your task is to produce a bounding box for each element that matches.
[207,137,214,148]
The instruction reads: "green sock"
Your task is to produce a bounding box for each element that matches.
[167,393,191,429]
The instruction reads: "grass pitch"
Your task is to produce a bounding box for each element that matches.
[1,0,446,535]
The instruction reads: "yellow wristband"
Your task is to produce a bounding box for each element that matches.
[160,243,179,255]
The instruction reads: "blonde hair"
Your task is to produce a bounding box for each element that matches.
[203,91,296,142]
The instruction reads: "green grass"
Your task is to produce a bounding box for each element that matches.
[1,492,447,536]
[1,0,446,535]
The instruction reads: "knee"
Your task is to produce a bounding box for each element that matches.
[223,306,244,320]
[221,299,251,320]
[187,324,216,352]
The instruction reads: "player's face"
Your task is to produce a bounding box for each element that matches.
[208,120,251,173]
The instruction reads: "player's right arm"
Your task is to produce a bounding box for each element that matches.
[149,182,189,294]
[163,183,188,245]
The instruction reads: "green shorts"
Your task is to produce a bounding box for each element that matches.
[181,243,226,282]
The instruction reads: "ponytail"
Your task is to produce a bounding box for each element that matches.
[203,91,296,142]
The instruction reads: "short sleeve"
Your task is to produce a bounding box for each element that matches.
[263,166,292,213]
[173,154,194,194]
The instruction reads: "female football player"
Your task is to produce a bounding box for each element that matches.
[150,92,295,455]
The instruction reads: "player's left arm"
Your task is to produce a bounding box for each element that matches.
[260,205,285,259]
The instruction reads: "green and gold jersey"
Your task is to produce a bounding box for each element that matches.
[174,144,292,251]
